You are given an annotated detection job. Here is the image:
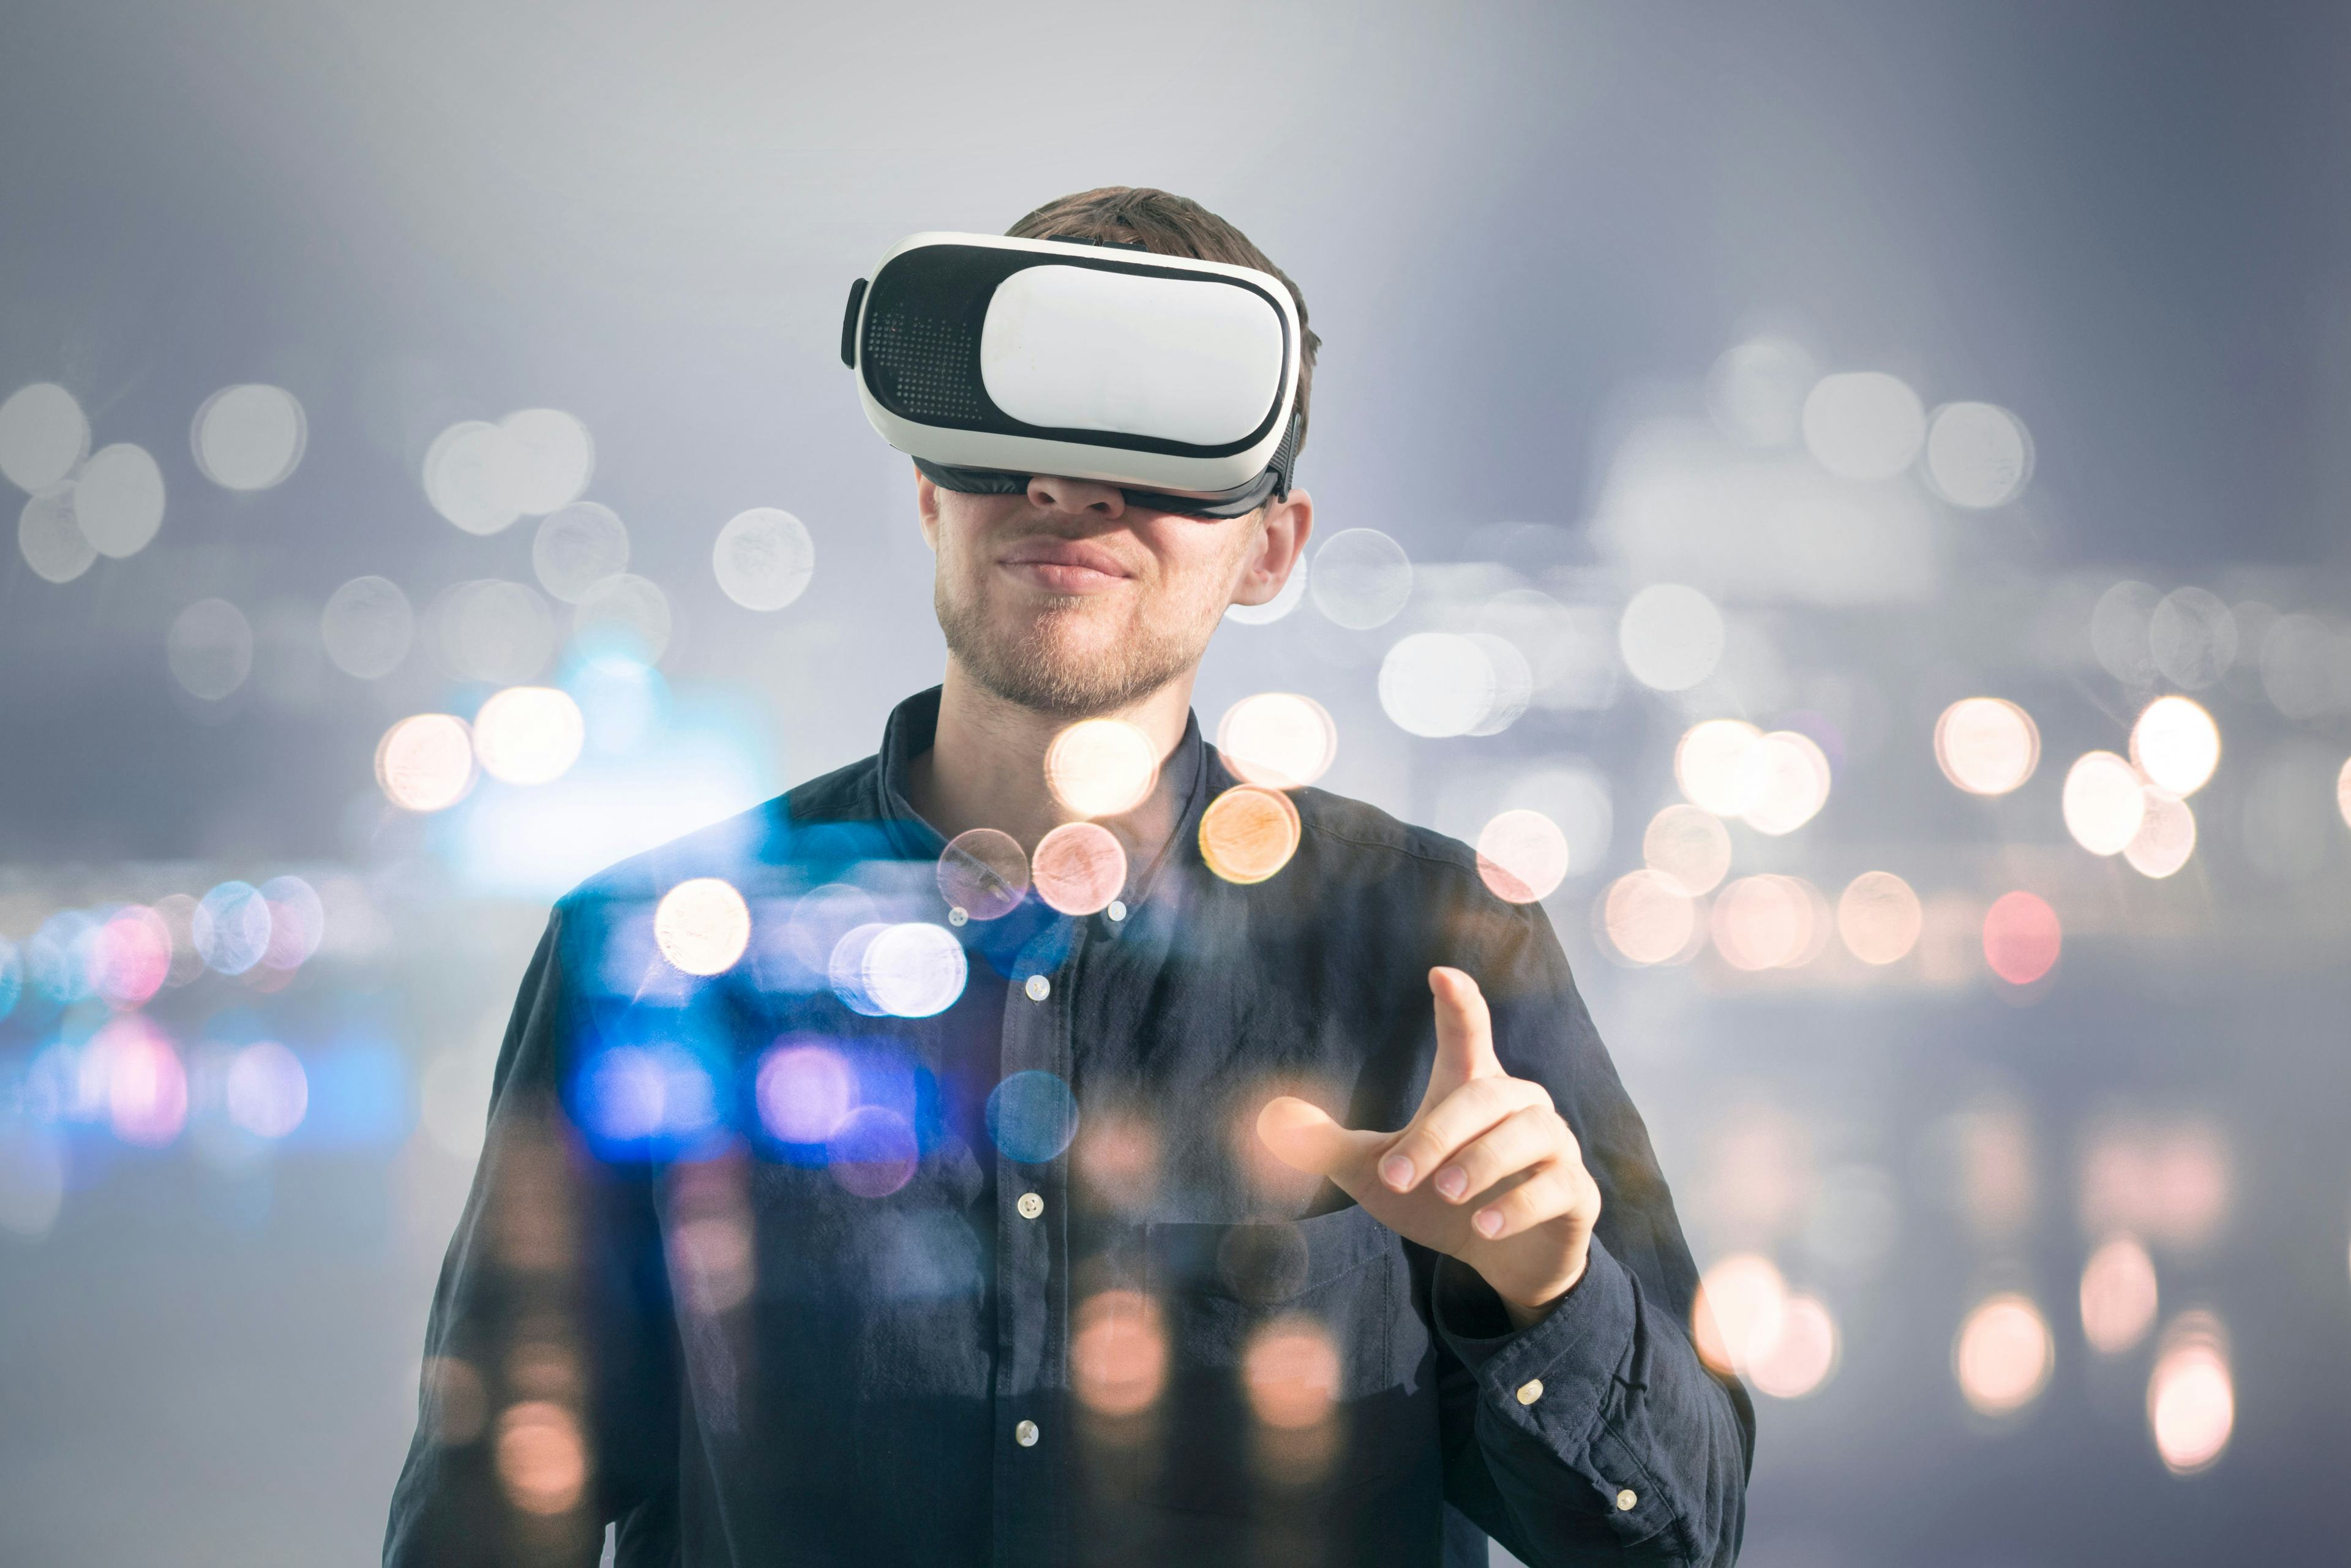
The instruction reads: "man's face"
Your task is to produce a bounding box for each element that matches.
[918,473,1310,718]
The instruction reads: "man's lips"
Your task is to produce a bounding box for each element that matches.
[999,539,1131,593]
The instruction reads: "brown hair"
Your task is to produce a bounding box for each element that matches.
[1007,187,1321,457]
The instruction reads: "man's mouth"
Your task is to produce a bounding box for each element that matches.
[999,538,1131,594]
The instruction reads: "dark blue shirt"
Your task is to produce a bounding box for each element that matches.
[385,688,1754,1567]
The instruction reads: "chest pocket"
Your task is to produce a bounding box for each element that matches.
[1131,1204,1428,1517]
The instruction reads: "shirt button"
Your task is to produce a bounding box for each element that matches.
[947,906,969,926]
[1016,1191,1044,1220]
[1614,1488,1638,1512]
[1515,1378,1544,1405]
[1014,1419,1039,1447]
[1023,974,1051,1002]
[1106,899,1127,922]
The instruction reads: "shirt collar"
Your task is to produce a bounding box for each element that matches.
[871,685,1217,908]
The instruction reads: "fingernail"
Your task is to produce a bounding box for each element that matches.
[1474,1209,1504,1237]
[1434,1166,1467,1200]
[1380,1155,1414,1190]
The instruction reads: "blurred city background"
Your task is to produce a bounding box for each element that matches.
[4,2,2349,1564]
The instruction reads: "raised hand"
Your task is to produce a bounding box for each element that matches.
[1256,966,1600,1327]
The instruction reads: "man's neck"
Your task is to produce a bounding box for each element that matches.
[906,661,1197,860]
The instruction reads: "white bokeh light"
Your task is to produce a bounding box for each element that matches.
[1379,633,1497,738]
[1619,583,1725,692]
[1308,528,1412,629]
[2129,695,2219,797]
[473,686,587,786]
[655,879,752,977]
[18,486,94,583]
[167,599,255,701]
[860,923,969,1018]
[1802,372,1926,481]
[320,576,415,679]
[713,508,816,611]
[500,408,595,515]
[73,443,166,558]
[532,503,631,604]
[1217,692,1337,790]
[191,384,307,491]
[1922,402,2033,508]
[2062,751,2148,857]
[0,383,89,493]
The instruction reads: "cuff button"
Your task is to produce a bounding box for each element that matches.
[1515,1378,1543,1405]
[1614,1488,1638,1511]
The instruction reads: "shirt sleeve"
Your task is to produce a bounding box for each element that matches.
[1431,897,1756,1567]
[384,904,681,1567]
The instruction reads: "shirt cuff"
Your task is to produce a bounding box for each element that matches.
[1431,1236,1637,1447]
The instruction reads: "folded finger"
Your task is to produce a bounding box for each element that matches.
[1380,1075,1548,1192]
[1430,1105,1563,1204]
[1469,1161,1586,1241]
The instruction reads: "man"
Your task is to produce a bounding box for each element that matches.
[387,186,1753,1567]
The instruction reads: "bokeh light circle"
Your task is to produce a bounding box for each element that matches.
[495,1401,587,1514]
[1982,891,2061,986]
[1201,786,1302,885]
[19,486,94,583]
[2062,751,2147,856]
[987,1070,1081,1164]
[473,686,586,786]
[2148,1317,2234,1474]
[1711,876,1812,971]
[1600,870,1697,966]
[756,1041,855,1144]
[1922,402,2033,508]
[191,384,306,490]
[436,579,557,685]
[531,503,630,604]
[939,828,1030,920]
[1693,1253,1787,1375]
[423,421,523,535]
[655,878,752,977]
[2129,695,2220,797]
[1217,692,1337,790]
[0,382,89,492]
[1378,633,1496,738]
[225,1041,309,1138]
[1308,528,1412,629]
[2080,1236,2159,1356]
[827,1105,920,1197]
[574,573,674,664]
[1619,584,1725,692]
[713,508,816,611]
[1934,697,2040,796]
[1073,1289,1169,1417]
[75,443,166,558]
[192,882,273,976]
[320,576,414,678]
[1032,823,1127,915]
[2123,791,2197,880]
[92,906,171,1007]
[259,876,325,970]
[376,714,476,812]
[500,408,595,515]
[1954,1292,2053,1415]
[1837,872,1922,965]
[1737,731,1832,836]
[1475,809,1569,903]
[1676,719,1763,816]
[1044,719,1158,817]
[167,598,255,700]
[860,922,969,1018]
[2148,588,2237,689]
[1243,1315,1340,1429]
[1802,371,1926,481]
[1748,1293,1840,1400]
[1643,804,1732,896]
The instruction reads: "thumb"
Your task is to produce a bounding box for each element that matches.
[1422,966,1501,1105]
[1256,1096,1384,1195]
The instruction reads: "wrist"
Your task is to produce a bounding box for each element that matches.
[1494,1248,1590,1331]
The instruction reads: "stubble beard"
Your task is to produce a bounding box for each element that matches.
[935,572,1223,720]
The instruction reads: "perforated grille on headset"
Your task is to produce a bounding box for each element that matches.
[862,306,984,424]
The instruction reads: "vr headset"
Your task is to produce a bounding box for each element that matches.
[842,232,1302,519]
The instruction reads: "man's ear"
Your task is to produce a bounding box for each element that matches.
[913,463,941,554]
[1229,487,1314,608]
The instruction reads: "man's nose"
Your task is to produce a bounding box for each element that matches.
[1026,474,1125,519]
